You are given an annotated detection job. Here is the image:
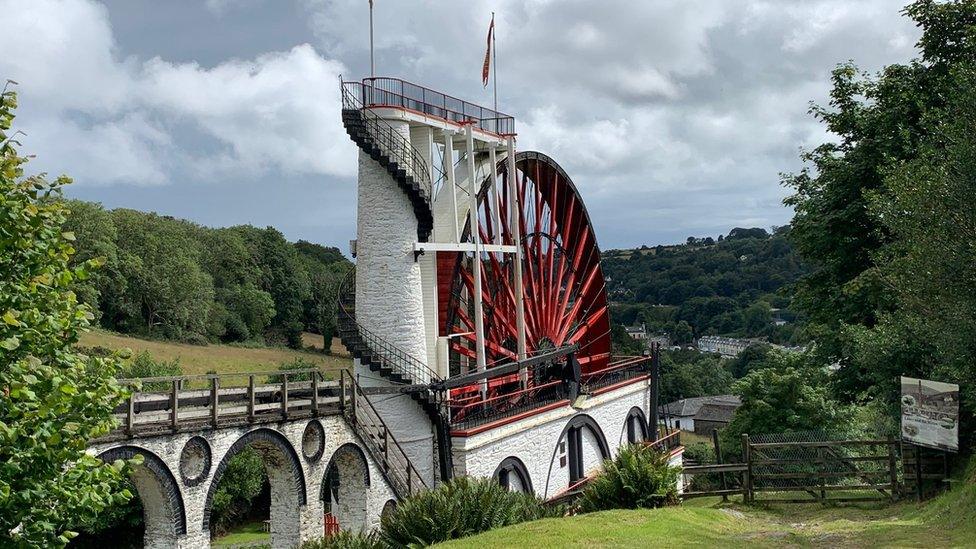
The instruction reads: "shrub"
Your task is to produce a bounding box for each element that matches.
[269,357,320,383]
[379,476,561,547]
[578,444,680,513]
[300,531,381,549]
[120,351,182,391]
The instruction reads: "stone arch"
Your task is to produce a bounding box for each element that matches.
[203,428,307,547]
[544,414,610,498]
[492,456,533,494]
[321,443,371,533]
[623,406,649,445]
[98,445,187,547]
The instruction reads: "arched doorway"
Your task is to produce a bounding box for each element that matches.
[321,443,371,533]
[203,429,307,548]
[624,407,649,445]
[545,414,610,497]
[94,446,186,549]
[493,456,533,494]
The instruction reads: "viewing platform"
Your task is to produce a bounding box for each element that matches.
[342,76,516,136]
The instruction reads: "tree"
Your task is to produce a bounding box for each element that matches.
[672,320,693,344]
[722,352,854,453]
[783,0,976,398]
[849,65,976,432]
[0,87,132,547]
[660,352,733,403]
[60,200,122,322]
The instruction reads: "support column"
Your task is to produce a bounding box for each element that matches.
[506,137,528,381]
[465,125,487,392]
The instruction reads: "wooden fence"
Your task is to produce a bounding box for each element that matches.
[682,435,907,504]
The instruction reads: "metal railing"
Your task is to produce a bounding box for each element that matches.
[106,368,338,438]
[340,371,429,498]
[337,268,442,385]
[353,77,516,135]
[341,80,432,202]
[581,355,652,392]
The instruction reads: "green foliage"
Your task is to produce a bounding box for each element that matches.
[300,531,381,549]
[379,476,560,547]
[578,445,680,513]
[783,0,976,401]
[721,351,855,455]
[603,228,805,345]
[62,200,351,348]
[659,350,733,403]
[210,448,267,536]
[0,87,132,547]
[268,357,319,383]
[610,322,645,355]
[120,351,182,391]
[849,64,976,439]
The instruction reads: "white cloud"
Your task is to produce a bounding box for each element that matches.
[2,0,354,186]
[2,0,925,246]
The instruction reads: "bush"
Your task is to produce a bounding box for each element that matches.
[120,351,182,391]
[269,357,320,383]
[578,444,680,513]
[300,531,381,549]
[379,476,561,547]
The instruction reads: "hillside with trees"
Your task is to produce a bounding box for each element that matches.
[603,227,807,346]
[61,201,351,350]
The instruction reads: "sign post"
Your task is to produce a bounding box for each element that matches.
[900,376,959,452]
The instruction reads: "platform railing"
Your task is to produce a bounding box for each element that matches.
[580,355,652,392]
[359,77,516,135]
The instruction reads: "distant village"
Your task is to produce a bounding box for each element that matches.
[624,323,805,435]
[623,323,805,358]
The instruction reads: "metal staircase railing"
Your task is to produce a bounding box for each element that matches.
[336,268,442,386]
[340,370,428,499]
[341,80,435,242]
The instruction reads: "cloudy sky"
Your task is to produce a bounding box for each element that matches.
[3,0,921,250]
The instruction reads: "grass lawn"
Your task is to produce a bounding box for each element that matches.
[438,480,976,548]
[79,329,352,378]
[211,520,270,547]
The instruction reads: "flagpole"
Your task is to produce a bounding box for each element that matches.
[491,12,498,113]
[369,0,375,79]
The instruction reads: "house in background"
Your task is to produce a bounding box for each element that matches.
[625,323,648,341]
[691,402,740,435]
[659,395,741,432]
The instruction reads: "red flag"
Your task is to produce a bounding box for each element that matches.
[482,14,494,88]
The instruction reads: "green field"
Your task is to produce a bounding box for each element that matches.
[437,481,976,548]
[79,329,352,377]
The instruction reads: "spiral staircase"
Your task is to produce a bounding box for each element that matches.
[340,82,434,242]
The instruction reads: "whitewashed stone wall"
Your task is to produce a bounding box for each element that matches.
[451,380,652,499]
[355,127,429,368]
[89,416,395,549]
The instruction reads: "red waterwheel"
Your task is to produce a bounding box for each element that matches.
[443,151,611,395]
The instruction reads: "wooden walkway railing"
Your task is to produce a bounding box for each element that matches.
[107,368,341,438]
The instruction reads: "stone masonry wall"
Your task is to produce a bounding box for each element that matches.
[89,415,395,549]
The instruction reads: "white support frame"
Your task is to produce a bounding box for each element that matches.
[465,124,488,387]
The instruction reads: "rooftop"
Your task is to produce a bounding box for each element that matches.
[659,394,740,417]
